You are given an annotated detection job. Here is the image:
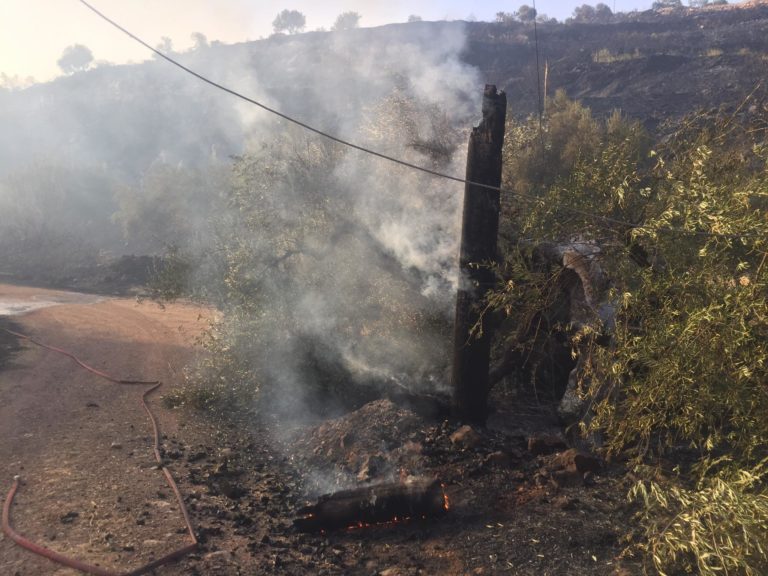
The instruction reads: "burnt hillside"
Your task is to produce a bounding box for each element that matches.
[464,2,768,127]
[2,5,767,179]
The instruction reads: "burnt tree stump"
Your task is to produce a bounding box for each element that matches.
[452,85,507,424]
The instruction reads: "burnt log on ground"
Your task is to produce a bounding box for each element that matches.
[293,478,448,532]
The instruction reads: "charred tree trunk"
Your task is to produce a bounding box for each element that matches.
[293,478,447,532]
[452,85,507,424]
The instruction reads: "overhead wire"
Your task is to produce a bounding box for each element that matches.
[76,0,765,241]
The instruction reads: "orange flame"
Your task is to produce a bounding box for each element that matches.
[345,515,412,531]
[339,481,450,531]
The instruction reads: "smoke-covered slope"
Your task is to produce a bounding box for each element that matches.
[1,6,766,269]
[3,6,767,177]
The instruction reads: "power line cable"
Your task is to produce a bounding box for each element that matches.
[76,0,765,241]
[76,1,481,188]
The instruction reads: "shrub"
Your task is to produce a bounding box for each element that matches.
[629,461,768,575]
[160,91,464,415]
[494,95,768,573]
[592,48,642,63]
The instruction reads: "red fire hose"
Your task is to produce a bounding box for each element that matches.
[1,327,198,575]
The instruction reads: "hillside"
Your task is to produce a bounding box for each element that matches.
[465,2,768,126]
[2,4,768,178]
[1,4,767,267]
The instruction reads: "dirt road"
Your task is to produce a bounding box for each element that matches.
[0,284,210,575]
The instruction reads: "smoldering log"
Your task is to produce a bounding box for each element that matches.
[452,85,507,424]
[293,478,448,532]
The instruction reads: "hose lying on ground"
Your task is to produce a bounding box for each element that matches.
[1,327,198,576]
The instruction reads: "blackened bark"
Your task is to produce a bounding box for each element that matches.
[451,85,507,424]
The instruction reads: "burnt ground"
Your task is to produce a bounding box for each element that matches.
[464,2,768,128]
[0,287,641,576]
[149,397,643,576]
[138,400,640,576]
[116,391,646,576]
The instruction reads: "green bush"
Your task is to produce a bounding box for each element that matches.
[495,95,768,573]
[629,461,768,575]
[586,142,768,463]
[160,91,464,414]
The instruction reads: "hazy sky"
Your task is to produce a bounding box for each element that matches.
[2,1,659,83]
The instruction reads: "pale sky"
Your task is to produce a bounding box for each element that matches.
[1,1,658,83]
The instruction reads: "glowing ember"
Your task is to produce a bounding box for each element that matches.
[345,514,425,531]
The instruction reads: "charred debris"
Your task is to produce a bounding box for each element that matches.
[289,85,610,535]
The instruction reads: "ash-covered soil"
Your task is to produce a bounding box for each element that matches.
[156,398,641,576]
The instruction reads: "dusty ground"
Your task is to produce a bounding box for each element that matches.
[0,284,641,575]
[0,284,211,575]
